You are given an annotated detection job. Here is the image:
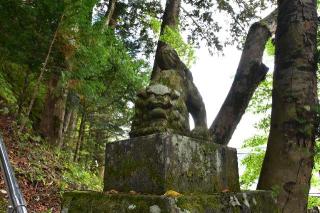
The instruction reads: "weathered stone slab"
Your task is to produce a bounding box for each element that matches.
[62,191,279,213]
[104,134,240,194]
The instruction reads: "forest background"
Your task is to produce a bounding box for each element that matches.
[0,0,318,212]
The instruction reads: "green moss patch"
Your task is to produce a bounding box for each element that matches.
[62,191,280,213]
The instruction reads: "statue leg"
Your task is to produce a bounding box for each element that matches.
[186,79,207,131]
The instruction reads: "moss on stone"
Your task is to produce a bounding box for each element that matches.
[62,191,280,213]
[104,140,165,193]
[62,192,169,213]
[105,134,240,195]
[130,69,192,138]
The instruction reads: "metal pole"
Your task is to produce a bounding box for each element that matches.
[0,135,27,213]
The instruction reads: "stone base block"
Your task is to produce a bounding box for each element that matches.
[104,134,240,194]
[62,191,279,213]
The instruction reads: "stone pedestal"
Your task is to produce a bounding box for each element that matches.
[104,134,240,194]
[62,133,278,212]
[62,191,279,213]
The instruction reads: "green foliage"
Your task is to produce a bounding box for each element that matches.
[242,135,268,149]
[95,0,163,58]
[14,126,103,191]
[0,0,278,211]
[240,73,272,189]
[0,2,149,206]
[248,74,272,115]
[149,16,196,67]
[160,26,196,67]
[150,16,161,35]
[308,196,320,209]
[0,72,16,105]
[265,39,275,56]
[61,162,102,191]
[240,135,267,189]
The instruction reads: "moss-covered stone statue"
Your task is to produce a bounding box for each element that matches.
[130,44,209,139]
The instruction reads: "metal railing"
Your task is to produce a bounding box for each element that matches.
[0,135,27,213]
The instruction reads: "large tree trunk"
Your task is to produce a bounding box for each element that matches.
[209,10,277,145]
[257,1,318,212]
[39,73,68,145]
[151,0,181,80]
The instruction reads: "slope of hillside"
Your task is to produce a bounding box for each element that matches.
[0,115,61,212]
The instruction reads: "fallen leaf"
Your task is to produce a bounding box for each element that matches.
[222,189,230,193]
[106,189,119,194]
[163,190,182,198]
[129,190,139,195]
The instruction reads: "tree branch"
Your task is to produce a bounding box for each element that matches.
[209,9,277,145]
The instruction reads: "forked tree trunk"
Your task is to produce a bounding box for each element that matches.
[209,10,277,145]
[152,1,279,142]
[257,1,318,212]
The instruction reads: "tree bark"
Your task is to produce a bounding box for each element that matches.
[39,73,59,142]
[104,0,117,29]
[74,111,86,162]
[62,105,73,135]
[64,110,78,145]
[151,0,181,80]
[257,1,318,212]
[39,73,67,145]
[93,129,106,178]
[209,10,277,145]
[57,88,68,148]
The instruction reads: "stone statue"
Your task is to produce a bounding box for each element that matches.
[130,44,208,139]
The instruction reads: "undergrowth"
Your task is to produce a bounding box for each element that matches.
[0,116,102,212]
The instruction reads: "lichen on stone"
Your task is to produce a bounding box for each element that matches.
[130,70,191,138]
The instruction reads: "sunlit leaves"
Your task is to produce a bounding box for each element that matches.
[240,151,265,189]
[240,74,272,189]
[265,38,275,56]
[160,26,196,67]
[248,74,272,114]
